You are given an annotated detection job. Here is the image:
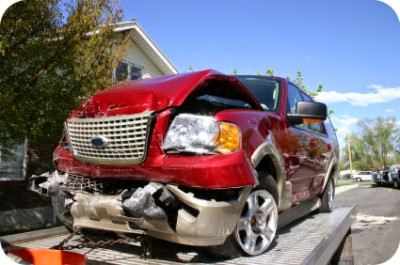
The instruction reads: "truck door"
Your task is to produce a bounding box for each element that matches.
[286,84,327,203]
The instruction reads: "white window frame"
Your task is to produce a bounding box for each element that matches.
[113,61,143,83]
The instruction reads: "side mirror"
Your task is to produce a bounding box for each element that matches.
[287,101,327,125]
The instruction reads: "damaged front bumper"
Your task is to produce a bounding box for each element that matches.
[29,171,251,246]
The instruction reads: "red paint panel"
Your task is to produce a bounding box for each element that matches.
[55,149,257,188]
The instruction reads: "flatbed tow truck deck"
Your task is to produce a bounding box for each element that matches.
[2,205,357,265]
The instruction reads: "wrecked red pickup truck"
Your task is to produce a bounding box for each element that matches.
[30,69,339,257]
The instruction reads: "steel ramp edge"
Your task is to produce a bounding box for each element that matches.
[301,204,358,265]
[5,205,357,265]
[1,226,69,243]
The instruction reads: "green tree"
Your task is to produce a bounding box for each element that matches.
[0,0,130,175]
[294,70,323,97]
[266,69,274,76]
[340,133,374,171]
[291,70,334,115]
[341,117,400,170]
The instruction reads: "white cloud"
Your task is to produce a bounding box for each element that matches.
[385,109,395,113]
[330,115,359,148]
[315,85,400,106]
[377,0,400,24]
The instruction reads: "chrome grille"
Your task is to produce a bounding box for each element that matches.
[67,111,152,165]
[59,173,137,194]
[60,174,111,193]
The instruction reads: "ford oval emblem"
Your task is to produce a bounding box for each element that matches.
[91,136,109,148]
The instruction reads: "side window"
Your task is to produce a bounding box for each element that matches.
[287,84,303,114]
[287,83,326,134]
[308,122,325,134]
[287,84,307,130]
[324,117,337,138]
[300,90,326,135]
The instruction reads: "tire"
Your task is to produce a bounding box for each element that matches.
[394,180,399,189]
[52,195,73,231]
[205,172,278,258]
[356,177,362,182]
[320,178,335,213]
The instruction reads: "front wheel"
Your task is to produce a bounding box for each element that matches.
[204,173,278,258]
[235,189,278,256]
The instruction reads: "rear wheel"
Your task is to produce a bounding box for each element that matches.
[320,178,334,213]
[205,172,278,258]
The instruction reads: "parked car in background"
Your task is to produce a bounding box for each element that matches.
[373,165,400,189]
[352,171,374,182]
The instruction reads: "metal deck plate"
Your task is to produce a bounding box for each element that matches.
[4,205,357,265]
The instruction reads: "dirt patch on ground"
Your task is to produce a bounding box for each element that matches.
[352,213,399,234]
[0,181,51,211]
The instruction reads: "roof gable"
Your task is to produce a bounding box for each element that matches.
[115,20,178,75]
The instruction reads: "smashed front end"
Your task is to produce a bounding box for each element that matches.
[29,70,262,246]
[30,171,251,245]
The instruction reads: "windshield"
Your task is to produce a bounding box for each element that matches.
[235,76,281,111]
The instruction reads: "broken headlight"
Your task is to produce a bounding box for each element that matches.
[163,114,240,154]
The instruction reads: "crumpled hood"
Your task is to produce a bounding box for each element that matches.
[70,69,262,118]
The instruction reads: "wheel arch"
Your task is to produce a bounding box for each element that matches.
[250,140,289,211]
[322,157,339,193]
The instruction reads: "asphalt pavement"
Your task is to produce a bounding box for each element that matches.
[334,184,400,265]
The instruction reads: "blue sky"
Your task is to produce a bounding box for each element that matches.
[120,0,400,148]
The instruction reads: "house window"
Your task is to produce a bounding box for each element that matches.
[115,62,143,82]
[115,62,128,82]
[130,65,142,80]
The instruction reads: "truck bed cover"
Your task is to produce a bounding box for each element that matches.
[2,205,357,265]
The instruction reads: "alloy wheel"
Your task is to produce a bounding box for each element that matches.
[235,190,278,256]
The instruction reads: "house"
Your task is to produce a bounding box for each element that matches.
[113,20,178,81]
[0,20,178,181]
